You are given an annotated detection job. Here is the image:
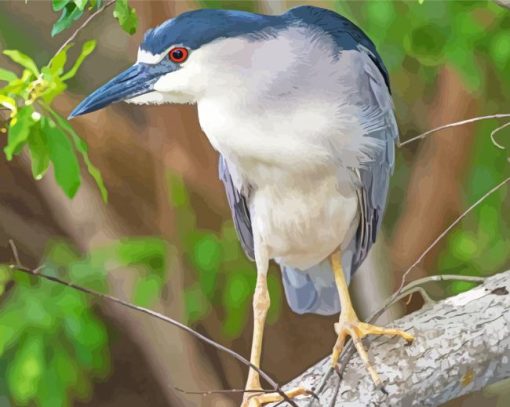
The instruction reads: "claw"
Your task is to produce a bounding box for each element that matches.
[243,387,310,407]
[331,314,414,387]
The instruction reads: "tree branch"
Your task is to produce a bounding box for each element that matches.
[398,113,510,148]
[54,0,115,57]
[271,270,510,406]
[5,248,298,407]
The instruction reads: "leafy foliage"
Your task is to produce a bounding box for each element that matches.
[1,0,138,200]
[0,40,106,199]
[0,237,167,406]
[52,1,138,36]
[113,0,138,35]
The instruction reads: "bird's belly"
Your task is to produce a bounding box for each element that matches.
[251,174,358,270]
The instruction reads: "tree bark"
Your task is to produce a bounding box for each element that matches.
[272,270,510,406]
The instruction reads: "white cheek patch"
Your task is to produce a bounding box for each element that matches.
[137,48,165,64]
[126,90,195,105]
[153,68,195,93]
[153,72,178,92]
[126,92,171,105]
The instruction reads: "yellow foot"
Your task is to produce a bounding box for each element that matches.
[241,387,311,407]
[331,314,414,388]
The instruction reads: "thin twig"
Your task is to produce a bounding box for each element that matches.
[54,0,116,57]
[175,387,276,396]
[398,114,510,147]
[490,121,510,150]
[391,274,485,308]
[6,251,298,407]
[176,386,317,403]
[396,177,510,295]
[8,240,20,266]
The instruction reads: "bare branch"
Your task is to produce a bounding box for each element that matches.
[398,114,510,147]
[490,121,510,150]
[396,176,510,295]
[5,244,299,407]
[8,239,21,267]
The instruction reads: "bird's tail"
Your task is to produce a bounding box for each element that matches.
[280,249,354,316]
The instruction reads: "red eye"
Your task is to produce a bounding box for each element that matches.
[168,47,189,63]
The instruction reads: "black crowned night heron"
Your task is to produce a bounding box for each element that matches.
[70,6,414,406]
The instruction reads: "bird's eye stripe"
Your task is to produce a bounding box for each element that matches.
[168,47,189,63]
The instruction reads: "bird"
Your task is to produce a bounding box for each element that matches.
[70,5,414,406]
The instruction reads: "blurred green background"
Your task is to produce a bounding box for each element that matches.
[0,1,509,406]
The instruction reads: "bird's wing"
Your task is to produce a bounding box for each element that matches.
[348,48,398,272]
[218,155,255,260]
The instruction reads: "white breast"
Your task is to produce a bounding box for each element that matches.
[197,95,360,269]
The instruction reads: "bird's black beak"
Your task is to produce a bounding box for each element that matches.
[69,63,162,119]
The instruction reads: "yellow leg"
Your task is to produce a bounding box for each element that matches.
[242,245,311,406]
[243,272,270,397]
[330,251,414,387]
[246,387,311,407]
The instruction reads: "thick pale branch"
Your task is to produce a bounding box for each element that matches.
[272,270,510,406]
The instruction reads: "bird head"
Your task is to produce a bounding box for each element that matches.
[69,8,296,118]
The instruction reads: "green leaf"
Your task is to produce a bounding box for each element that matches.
[40,76,67,105]
[4,105,34,160]
[133,275,162,306]
[0,302,26,357]
[74,0,89,11]
[27,121,50,180]
[113,0,138,35]
[223,273,252,311]
[489,32,510,71]
[0,265,12,297]
[2,50,39,75]
[89,0,103,8]
[7,335,45,405]
[43,117,81,198]
[451,231,479,262]
[0,95,17,116]
[52,3,84,36]
[192,234,221,298]
[50,109,108,201]
[0,68,17,83]
[168,173,189,208]
[37,361,67,407]
[61,40,96,81]
[403,24,448,66]
[116,237,167,272]
[52,0,72,11]
[48,44,72,76]
[221,272,252,338]
[184,284,210,323]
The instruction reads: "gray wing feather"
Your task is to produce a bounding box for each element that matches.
[280,49,397,315]
[218,155,255,260]
[349,49,398,272]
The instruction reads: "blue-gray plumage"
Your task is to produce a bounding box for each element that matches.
[70,5,412,404]
[213,6,396,316]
